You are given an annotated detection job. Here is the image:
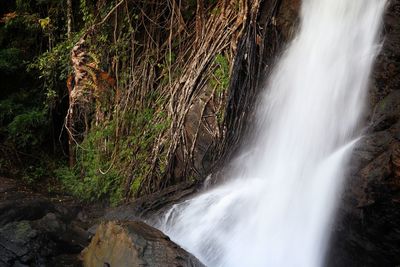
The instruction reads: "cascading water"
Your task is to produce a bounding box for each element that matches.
[158,0,386,266]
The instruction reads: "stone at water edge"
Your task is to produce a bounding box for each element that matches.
[81,220,206,267]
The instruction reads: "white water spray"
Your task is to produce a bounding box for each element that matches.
[159,0,385,266]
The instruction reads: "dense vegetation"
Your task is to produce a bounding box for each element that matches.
[0,0,71,185]
[0,0,257,205]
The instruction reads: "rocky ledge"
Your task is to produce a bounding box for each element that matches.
[82,221,205,267]
[0,177,89,267]
[0,177,203,267]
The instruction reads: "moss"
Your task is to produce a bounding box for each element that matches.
[130,177,142,194]
[209,53,230,124]
[15,221,36,240]
[217,108,225,124]
[210,53,230,95]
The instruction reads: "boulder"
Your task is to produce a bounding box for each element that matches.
[0,211,89,267]
[81,221,205,267]
[0,177,89,267]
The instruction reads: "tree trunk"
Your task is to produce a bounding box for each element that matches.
[67,0,72,39]
[195,0,204,43]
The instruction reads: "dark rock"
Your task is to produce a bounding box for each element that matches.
[104,181,198,221]
[0,177,90,267]
[0,210,88,267]
[47,254,82,267]
[330,139,400,266]
[275,0,301,41]
[370,90,400,132]
[349,131,393,174]
[327,0,400,265]
[81,221,205,267]
[0,197,56,227]
[0,219,53,266]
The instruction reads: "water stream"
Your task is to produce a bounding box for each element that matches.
[159,0,386,266]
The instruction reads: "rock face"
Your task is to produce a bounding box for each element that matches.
[326,1,400,266]
[104,181,199,222]
[0,177,89,267]
[82,221,205,267]
[0,178,203,267]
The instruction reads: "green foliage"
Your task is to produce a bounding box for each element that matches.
[1,13,42,60]
[166,51,176,65]
[0,98,23,125]
[56,165,123,205]
[0,48,23,73]
[16,0,31,12]
[0,86,54,181]
[1,0,190,201]
[79,0,95,24]
[0,0,67,168]
[32,41,74,80]
[22,164,47,184]
[55,102,172,203]
[7,109,48,149]
[120,108,170,194]
[29,38,74,106]
[209,53,230,124]
[38,17,50,30]
[210,53,230,94]
[56,123,123,205]
[0,90,48,145]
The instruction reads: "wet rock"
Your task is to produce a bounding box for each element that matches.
[0,219,54,266]
[349,131,393,174]
[370,90,400,132]
[275,0,301,41]
[327,0,400,265]
[0,177,90,267]
[180,85,220,180]
[329,138,400,266]
[104,181,198,221]
[81,221,205,267]
[0,197,56,227]
[0,211,88,267]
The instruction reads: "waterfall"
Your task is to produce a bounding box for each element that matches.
[159,0,386,266]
